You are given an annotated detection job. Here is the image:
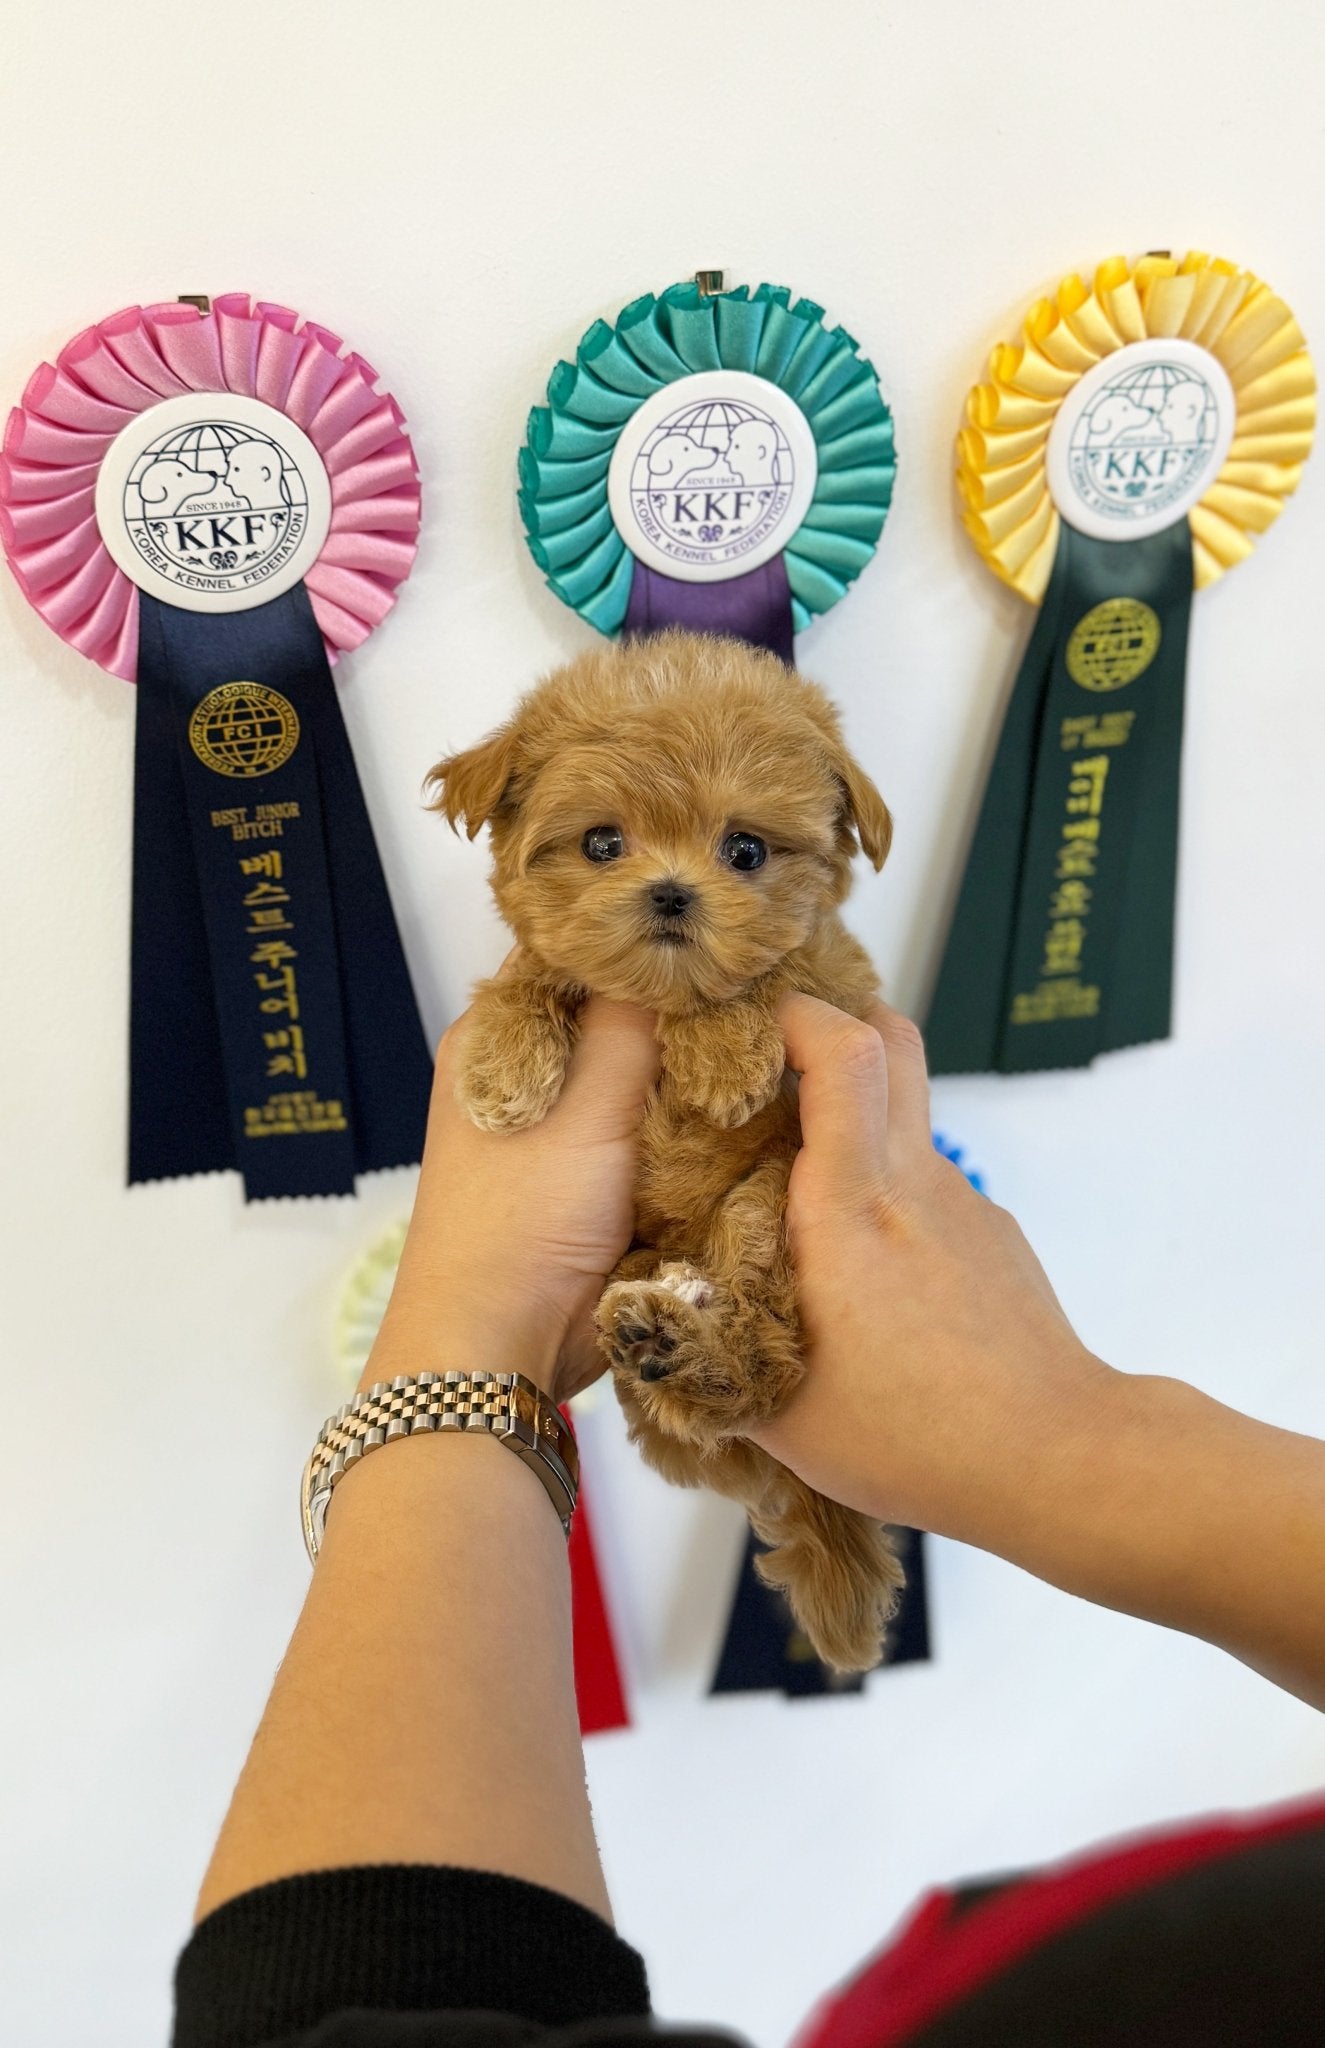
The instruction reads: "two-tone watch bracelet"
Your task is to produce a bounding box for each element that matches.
[300,1370,579,1564]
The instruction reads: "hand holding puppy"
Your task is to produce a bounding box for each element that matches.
[754,992,1103,1536]
[374,960,1325,1706]
[763,991,1325,1711]
[368,990,659,1403]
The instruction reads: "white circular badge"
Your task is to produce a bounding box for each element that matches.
[1046,338,1236,543]
[95,392,332,613]
[606,370,818,582]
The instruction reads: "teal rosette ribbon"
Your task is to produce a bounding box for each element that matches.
[519,279,894,656]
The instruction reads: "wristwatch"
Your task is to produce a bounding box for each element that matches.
[300,1370,579,1563]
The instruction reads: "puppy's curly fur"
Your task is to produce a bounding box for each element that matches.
[430,630,903,1671]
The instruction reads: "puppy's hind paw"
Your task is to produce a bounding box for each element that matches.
[598,1265,713,1378]
[597,1264,743,1447]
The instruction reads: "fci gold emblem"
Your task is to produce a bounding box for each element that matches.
[188,681,301,778]
[1066,599,1162,692]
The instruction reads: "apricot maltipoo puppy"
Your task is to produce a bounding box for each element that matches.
[430,629,902,1670]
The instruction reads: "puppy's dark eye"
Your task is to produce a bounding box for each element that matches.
[719,831,768,873]
[582,825,625,863]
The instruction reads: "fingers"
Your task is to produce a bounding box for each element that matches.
[861,1001,933,1164]
[556,995,661,1131]
[777,993,890,1186]
[776,992,934,1184]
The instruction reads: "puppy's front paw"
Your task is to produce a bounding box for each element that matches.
[663,1015,786,1129]
[597,1264,746,1446]
[455,1017,572,1131]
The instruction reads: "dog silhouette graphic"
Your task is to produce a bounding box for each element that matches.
[136,458,219,519]
[646,432,719,487]
[1083,393,1164,445]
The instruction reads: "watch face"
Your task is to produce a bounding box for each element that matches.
[510,1379,540,1434]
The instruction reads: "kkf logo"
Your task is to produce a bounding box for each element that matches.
[122,419,310,594]
[628,394,796,568]
[1066,361,1222,525]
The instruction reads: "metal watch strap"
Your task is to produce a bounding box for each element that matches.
[300,1370,579,1563]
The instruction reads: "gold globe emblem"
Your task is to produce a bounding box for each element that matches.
[1066,599,1162,692]
[188,681,300,777]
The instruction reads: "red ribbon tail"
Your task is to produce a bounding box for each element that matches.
[568,1482,630,1735]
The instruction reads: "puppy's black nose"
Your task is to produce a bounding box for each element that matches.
[649,880,694,918]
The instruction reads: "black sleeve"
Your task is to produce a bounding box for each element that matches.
[171,1863,707,2048]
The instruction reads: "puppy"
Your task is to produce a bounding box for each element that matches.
[430,629,903,1670]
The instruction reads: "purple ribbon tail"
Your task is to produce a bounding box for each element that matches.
[623,555,795,664]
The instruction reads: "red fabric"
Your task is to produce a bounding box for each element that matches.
[568,1482,630,1736]
[794,1791,1325,2048]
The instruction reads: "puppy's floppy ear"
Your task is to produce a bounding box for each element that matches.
[426,722,520,840]
[832,746,892,870]
[795,684,893,870]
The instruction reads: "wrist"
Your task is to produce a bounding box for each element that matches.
[924,1344,1125,1554]
[940,1361,1196,1601]
[325,1421,571,1557]
[361,1293,567,1399]
[313,1366,580,1556]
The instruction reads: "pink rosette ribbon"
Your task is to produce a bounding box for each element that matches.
[0,296,432,1203]
[0,294,421,677]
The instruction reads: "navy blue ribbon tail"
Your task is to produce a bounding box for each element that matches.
[129,584,433,1200]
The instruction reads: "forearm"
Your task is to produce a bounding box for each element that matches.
[191,990,663,1936]
[194,1415,608,1926]
[945,1364,1325,1710]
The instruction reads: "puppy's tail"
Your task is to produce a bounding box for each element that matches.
[749,1475,905,1674]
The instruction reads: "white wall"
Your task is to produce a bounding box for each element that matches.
[3,4,1324,2043]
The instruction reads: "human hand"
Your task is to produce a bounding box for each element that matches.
[364,986,660,1404]
[752,994,1113,1543]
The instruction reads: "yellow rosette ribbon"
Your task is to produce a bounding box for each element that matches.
[927,252,1314,1074]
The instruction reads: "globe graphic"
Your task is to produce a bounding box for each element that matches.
[666,397,767,450]
[192,685,298,777]
[151,420,253,478]
[1067,600,1160,691]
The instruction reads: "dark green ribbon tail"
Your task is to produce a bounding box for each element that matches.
[924,520,1193,1074]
